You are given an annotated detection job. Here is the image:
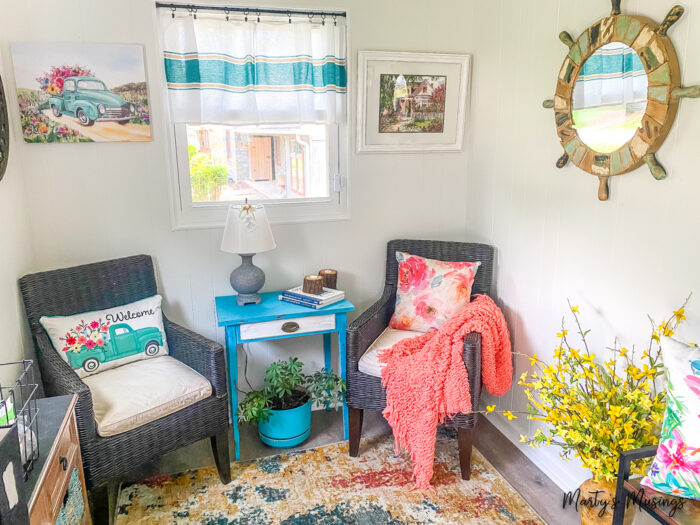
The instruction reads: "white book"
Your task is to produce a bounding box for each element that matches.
[282,286,344,303]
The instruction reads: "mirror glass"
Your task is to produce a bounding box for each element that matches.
[572,42,648,153]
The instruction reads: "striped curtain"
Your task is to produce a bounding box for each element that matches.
[160,12,347,124]
[573,42,647,110]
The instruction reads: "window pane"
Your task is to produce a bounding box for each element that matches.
[185,123,329,203]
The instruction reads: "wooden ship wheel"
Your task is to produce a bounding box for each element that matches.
[543,0,700,201]
[0,74,9,181]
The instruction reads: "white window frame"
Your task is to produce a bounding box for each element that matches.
[155,10,351,231]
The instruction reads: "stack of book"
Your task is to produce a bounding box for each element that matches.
[278,286,345,309]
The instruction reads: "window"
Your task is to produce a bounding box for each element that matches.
[179,123,332,204]
[159,7,348,229]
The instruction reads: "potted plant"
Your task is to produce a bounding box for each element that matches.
[238,357,345,448]
[519,300,688,525]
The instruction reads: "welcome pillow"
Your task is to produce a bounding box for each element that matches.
[641,336,700,500]
[389,251,480,333]
[40,295,169,378]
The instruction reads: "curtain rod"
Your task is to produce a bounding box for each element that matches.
[155,2,347,18]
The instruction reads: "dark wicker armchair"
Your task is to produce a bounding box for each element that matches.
[346,239,495,480]
[19,255,231,520]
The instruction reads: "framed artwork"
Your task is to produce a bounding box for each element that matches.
[10,42,151,144]
[357,51,471,153]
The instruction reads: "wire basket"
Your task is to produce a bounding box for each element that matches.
[0,360,39,480]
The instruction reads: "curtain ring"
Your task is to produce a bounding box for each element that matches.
[321,14,326,26]
[244,9,249,22]
[333,14,337,26]
[257,10,261,22]
[192,7,198,19]
[170,6,176,18]
[288,11,292,23]
[224,7,229,21]
[308,13,314,23]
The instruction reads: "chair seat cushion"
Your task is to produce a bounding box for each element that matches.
[358,327,423,377]
[82,356,212,437]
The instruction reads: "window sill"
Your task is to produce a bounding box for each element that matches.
[170,200,351,231]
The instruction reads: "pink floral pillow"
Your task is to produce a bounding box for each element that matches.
[389,251,480,333]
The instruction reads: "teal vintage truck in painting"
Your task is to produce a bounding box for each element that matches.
[48,76,136,126]
[66,323,163,373]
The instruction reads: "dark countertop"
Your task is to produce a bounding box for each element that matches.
[24,395,74,498]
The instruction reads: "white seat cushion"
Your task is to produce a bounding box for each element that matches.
[358,327,423,377]
[82,356,212,437]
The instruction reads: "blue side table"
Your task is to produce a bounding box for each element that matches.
[215,291,354,460]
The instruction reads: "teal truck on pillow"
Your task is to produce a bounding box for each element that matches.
[48,76,136,126]
[66,323,163,373]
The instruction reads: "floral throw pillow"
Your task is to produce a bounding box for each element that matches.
[389,251,480,333]
[641,336,700,500]
[40,295,169,378]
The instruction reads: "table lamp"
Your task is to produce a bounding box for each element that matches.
[220,202,276,305]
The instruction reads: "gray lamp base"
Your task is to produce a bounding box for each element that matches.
[230,253,265,306]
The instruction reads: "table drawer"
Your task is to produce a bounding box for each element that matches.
[239,314,335,341]
[45,420,79,519]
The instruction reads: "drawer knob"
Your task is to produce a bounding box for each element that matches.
[59,456,68,471]
[281,321,300,333]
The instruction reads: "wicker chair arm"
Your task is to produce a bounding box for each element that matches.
[35,333,97,441]
[164,317,227,397]
[463,332,483,410]
[346,286,395,370]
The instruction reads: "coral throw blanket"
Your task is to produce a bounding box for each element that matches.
[379,294,513,489]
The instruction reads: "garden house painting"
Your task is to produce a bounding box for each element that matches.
[11,42,151,143]
[379,74,446,133]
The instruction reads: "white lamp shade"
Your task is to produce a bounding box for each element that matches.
[220,204,276,254]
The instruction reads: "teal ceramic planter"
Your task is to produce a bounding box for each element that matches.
[258,399,312,448]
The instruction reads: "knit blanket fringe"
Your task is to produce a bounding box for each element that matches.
[379,295,513,489]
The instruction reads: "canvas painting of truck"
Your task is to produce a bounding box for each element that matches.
[10,42,151,143]
[60,319,163,374]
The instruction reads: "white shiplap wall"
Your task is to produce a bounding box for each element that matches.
[466,0,700,490]
[0,53,35,386]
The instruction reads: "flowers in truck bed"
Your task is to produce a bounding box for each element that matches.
[60,319,110,353]
[36,65,93,94]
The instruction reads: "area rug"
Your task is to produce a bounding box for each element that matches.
[115,430,544,524]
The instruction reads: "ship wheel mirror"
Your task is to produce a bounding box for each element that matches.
[542,0,699,201]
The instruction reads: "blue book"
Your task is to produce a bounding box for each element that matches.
[278,295,342,309]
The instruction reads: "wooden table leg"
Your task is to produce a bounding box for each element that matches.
[323,332,332,411]
[225,326,240,461]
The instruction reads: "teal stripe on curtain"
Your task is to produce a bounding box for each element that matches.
[579,48,644,81]
[164,57,347,89]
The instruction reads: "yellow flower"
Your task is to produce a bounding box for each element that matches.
[674,307,686,322]
[485,405,495,413]
[571,305,579,313]
[556,330,568,338]
[520,434,528,443]
[503,411,518,421]
[529,353,538,366]
[619,347,628,357]
[519,372,528,384]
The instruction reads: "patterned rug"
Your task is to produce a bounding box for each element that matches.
[115,429,544,524]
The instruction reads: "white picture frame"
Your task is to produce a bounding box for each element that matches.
[356,51,471,153]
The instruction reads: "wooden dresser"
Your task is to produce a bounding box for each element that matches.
[26,395,91,525]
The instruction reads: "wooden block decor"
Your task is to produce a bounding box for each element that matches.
[318,269,338,289]
[543,0,699,200]
[302,275,324,295]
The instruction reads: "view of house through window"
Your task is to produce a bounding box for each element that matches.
[186,124,330,204]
